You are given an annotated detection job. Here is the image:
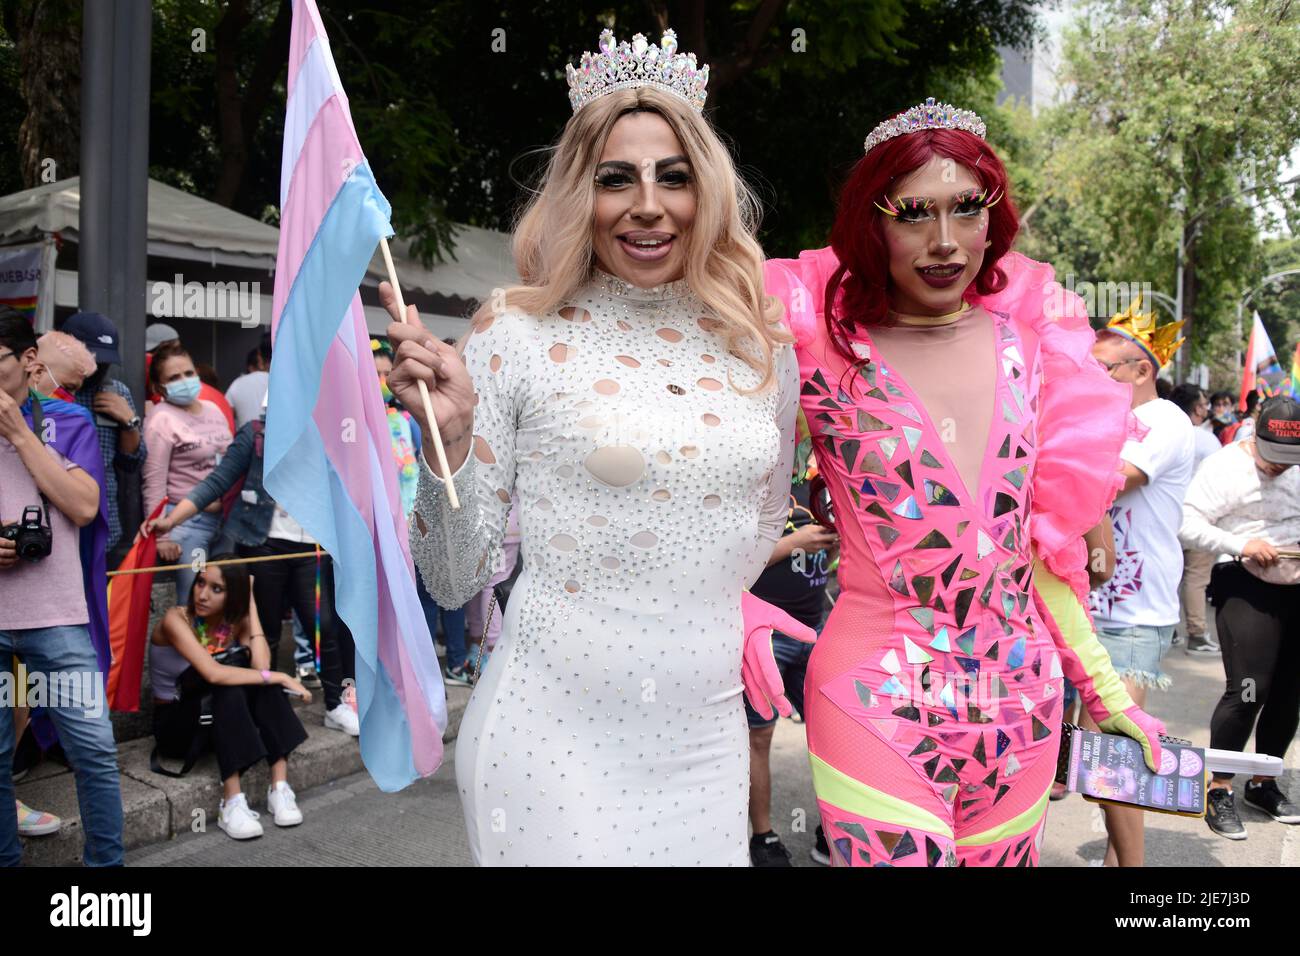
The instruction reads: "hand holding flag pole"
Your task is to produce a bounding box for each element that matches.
[378,235,460,510]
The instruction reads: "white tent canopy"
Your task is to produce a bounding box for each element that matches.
[0,177,517,336]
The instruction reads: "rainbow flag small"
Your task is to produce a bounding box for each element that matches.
[0,295,37,320]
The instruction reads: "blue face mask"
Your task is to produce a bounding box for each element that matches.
[164,376,201,406]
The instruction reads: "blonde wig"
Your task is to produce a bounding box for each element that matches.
[476,86,789,393]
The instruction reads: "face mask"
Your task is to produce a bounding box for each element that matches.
[40,365,62,394]
[379,375,395,405]
[164,376,201,406]
[86,365,110,393]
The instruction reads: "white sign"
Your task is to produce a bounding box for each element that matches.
[0,242,43,318]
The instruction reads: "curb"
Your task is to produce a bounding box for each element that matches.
[17,685,471,866]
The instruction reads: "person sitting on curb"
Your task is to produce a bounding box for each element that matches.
[149,557,312,840]
[144,394,359,736]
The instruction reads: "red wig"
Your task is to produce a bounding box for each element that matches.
[824,128,1021,374]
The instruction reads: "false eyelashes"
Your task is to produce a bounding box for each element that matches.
[874,186,1004,218]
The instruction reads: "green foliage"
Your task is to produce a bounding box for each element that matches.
[0,18,25,196]
[1028,0,1300,378]
[1251,234,1300,363]
[2,0,1040,269]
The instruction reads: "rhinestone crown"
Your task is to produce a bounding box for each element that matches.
[566,28,709,114]
[863,97,987,155]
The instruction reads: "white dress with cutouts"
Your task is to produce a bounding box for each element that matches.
[410,272,798,866]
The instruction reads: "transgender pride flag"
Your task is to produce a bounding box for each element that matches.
[266,0,447,790]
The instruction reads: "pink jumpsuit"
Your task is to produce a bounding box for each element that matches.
[765,250,1133,867]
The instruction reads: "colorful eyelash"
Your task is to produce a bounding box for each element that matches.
[875,195,936,217]
[876,189,1003,217]
[954,186,1004,209]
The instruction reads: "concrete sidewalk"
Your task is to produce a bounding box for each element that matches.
[15,576,472,866]
[16,684,471,866]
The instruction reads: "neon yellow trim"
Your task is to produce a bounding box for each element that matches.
[1033,559,1134,715]
[809,753,954,837]
[956,784,1051,846]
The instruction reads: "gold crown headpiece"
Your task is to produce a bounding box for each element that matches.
[1104,295,1185,369]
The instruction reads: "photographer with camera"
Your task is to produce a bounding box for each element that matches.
[0,310,123,867]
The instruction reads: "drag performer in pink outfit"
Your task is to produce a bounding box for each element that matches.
[761,100,1166,867]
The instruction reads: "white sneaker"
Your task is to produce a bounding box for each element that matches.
[218,793,264,840]
[325,702,360,736]
[266,781,303,827]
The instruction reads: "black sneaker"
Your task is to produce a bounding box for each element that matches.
[1205,787,1247,840]
[750,830,793,867]
[810,825,831,866]
[296,665,323,690]
[1185,634,1221,656]
[1243,779,1300,824]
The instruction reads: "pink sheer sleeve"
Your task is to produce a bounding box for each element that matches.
[763,257,820,347]
[969,252,1144,604]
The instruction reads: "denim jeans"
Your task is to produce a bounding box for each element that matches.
[165,504,222,605]
[291,613,314,668]
[417,573,466,666]
[1095,623,1175,691]
[0,624,124,866]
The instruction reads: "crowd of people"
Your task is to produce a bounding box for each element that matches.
[383,28,1298,868]
[1,307,508,861]
[644,315,1300,867]
[2,25,1298,870]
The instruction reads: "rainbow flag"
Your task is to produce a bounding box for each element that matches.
[1240,311,1285,410]
[265,0,446,790]
[1291,341,1300,399]
[0,295,37,322]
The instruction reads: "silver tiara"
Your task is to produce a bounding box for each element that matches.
[565,28,709,114]
[863,97,987,155]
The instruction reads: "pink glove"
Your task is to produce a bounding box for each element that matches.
[741,591,818,721]
[1096,705,1167,773]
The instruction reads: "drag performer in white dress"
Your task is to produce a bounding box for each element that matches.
[383,29,798,865]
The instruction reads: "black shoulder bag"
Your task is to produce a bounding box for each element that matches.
[149,643,252,777]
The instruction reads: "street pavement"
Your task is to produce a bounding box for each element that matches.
[128,632,1298,867]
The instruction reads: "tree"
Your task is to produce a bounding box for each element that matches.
[0,0,1041,266]
[1,0,80,188]
[425,0,1038,254]
[1034,0,1300,376]
[1251,234,1300,372]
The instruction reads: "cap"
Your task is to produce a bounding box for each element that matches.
[61,311,121,364]
[145,323,180,352]
[1255,396,1300,466]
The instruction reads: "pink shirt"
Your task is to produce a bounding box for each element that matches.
[0,436,88,628]
[142,400,233,519]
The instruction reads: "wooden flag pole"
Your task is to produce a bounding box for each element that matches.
[379,235,461,510]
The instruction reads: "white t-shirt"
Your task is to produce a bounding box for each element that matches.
[225,371,269,430]
[1180,440,1300,562]
[1089,398,1196,627]
[1191,422,1221,470]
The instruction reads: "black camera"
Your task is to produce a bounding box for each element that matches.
[0,505,53,562]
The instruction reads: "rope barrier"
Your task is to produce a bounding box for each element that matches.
[106,550,322,577]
